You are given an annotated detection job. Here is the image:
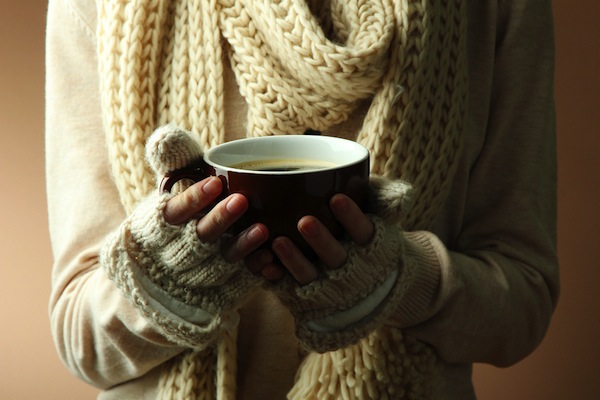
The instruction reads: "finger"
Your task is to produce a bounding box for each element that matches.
[196,193,249,243]
[297,216,347,269]
[272,237,318,284]
[163,177,223,225]
[330,194,374,246]
[244,249,286,281]
[221,223,269,264]
[261,264,286,281]
[245,248,275,274]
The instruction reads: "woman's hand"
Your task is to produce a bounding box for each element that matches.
[163,176,270,264]
[247,193,375,284]
[244,176,410,352]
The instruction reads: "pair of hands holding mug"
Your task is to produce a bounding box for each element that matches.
[162,175,374,285]
[111,126,408,351]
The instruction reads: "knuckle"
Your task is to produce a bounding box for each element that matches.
[221,238,239,264]
[198,208,228,242]
[182,188,204,211]
[320,245,347,269]
[211,205,229,227]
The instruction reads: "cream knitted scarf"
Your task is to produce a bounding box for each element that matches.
[98,0,467,398]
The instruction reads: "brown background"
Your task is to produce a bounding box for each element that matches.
[1,1,598,399]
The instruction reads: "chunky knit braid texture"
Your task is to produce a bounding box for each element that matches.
[98,0,467,398]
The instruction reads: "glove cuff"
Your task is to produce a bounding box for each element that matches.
[295,231,443,352]
[274,217,406,352]
[102,192,260,348]
[287,217,402,318]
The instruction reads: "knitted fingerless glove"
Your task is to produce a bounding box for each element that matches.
[102,124,261,349]
[272,176,422,353]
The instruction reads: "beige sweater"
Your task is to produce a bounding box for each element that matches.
[46,0,558,398]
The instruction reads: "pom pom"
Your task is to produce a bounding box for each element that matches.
[146,124,204,175]
[367,175,414,223]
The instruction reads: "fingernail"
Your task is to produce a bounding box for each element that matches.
[273,238,292,259]
[226,195,248,214]
[202,177,221,196]
[247,225,267,243]
[331,195,349,213]
[299,218,319,238]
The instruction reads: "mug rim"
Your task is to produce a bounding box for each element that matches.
[203,135,369,175]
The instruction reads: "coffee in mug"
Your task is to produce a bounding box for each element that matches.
[232,158,337,172]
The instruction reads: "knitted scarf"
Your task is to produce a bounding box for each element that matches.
[98,0,467,398]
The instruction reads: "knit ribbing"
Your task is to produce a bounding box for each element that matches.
[98,0,467,398]
[157,350,216,399]
[358,0,467,229]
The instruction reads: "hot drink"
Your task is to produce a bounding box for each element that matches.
[232,158,336,172]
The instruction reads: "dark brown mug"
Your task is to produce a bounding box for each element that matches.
[160,135,370,257]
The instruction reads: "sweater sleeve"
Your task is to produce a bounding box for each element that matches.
[386,0,559,367]
[46,0,183,389]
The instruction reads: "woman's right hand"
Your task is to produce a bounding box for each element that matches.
[163,176,270,265]
[100,125,272,348]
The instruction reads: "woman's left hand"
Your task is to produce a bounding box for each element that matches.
[245,193,374,284]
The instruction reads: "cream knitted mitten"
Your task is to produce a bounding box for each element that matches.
[102,124,261,349]
[272,176,416,353]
